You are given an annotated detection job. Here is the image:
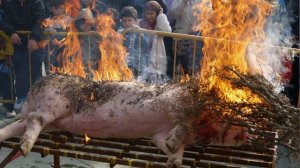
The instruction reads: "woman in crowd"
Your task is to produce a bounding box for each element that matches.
[139,1,171,83]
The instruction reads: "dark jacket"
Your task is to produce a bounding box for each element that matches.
[3,0,46,42]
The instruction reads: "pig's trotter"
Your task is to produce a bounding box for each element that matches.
[166,135,180,154]
[166,124,192,153]
[20,113,48,155]
[20,134,32,156]
[166,144,185,168]
[0,120,26,142]
[151,132,172,155]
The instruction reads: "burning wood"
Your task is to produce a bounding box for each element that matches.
[201,66,300,160]
[192,0,299,160]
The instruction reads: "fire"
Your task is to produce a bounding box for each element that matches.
[48,0,133,81]
[193,0,272,103]
[180,74,190,83]
[92,13,133,81]
[51,28,86,78]
[84,133,91,144]
[65,0,81,17]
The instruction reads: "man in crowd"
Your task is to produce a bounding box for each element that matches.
[2,0,46,111]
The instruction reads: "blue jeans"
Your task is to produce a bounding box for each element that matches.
[0,61,14,112]
[13,46,45,98]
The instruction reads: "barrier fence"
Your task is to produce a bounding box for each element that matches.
[0,29,299,107]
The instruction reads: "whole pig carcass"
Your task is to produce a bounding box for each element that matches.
[0,74,248,167]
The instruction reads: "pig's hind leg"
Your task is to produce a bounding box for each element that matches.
[0,120,26,142]
[19,110,59,155]
[151,132,172,155]
[166,123,192,153]
[166,144,185,168]
[152,132,187,168]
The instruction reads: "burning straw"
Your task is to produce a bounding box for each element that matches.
[191,66,300,160]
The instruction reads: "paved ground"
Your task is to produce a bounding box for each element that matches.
[0,104,299,168]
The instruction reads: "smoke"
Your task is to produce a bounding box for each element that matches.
[247,3,295,92]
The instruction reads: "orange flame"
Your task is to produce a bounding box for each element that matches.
[48,0,133,81]
[65,0,81,17]
[193,0,272,103]
[93,13,133,81]
[51,26,86,78]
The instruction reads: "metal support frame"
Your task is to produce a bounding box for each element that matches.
[53,154,61,168]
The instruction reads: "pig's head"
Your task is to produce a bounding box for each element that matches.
[192,117,249,146]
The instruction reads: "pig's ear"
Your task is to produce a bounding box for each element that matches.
[194,121,219,145]
[234,130,247,141]
[234,128,250,146]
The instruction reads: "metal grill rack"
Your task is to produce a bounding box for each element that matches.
[0,132,276,168]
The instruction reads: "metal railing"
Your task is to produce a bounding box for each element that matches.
[0,29,299,106]
[124,28,300,74]
[122,28,206,78]
[0,31,98,104]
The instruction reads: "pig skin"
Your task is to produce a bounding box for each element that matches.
[0,74,248,168]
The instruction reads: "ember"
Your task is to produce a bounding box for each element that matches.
[84,133,91,144]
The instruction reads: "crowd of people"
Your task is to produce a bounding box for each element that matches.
[0,0,299,118]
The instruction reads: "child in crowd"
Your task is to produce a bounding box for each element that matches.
[118,6,149,78]
[119,0,168,18]
[42,0,74,69]
[108,7,121,31]
[80,0,108,14]
[75,8,100,79]
[75,8,95,32]
[44,0,74,35]
[139,1,171,83]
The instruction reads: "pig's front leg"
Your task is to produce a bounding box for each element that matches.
[166,123,192,153]
[20,110,58,155]
[0,120,26,142]
[0,101,29,142]
[166,144,185,168]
